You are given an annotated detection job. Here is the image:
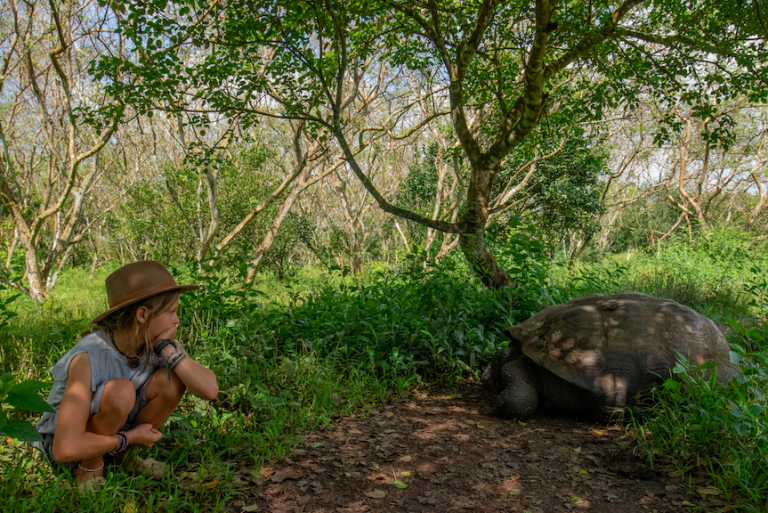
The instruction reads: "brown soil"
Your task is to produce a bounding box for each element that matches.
[225,382,720,513]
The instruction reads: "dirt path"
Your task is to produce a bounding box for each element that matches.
[226,382,715,513]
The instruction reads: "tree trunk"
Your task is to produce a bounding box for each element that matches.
[458,218,514,289]
[89,252,99,281]
[245,165,310,283]
[20,242,48,302]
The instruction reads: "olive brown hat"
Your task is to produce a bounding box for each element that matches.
[91,260,198,325]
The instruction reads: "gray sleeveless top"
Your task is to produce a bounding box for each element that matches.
[36,330,158,435]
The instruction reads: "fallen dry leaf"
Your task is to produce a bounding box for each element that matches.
[399,455,412,462]
[242,504,260,512]
[349,429,362,435]
[123,502,136,513]
[364,490,386,499]
[697,487,720,497]
[270,470,303,483]
[204,480,219,489]
[401,471,411,476]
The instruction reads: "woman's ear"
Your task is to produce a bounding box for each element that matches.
[135,306,149,324]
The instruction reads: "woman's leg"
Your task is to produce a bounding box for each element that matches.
[133,368,186,429]
[119,370,185,480]
[78,378,136,484]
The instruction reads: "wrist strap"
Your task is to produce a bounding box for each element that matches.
[153,338,177,357]
[168,352,187,370]
[163,348,183,368]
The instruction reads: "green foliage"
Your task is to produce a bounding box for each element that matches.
[634,344,768,511]
[261,213,317,281]
[487,216,553,317]
[629,270,768,509]
[493,124,607,242]
[182,254,515,381]
[113,142,289,264]
[0,373,54,442]
[744,266,768,318]
[0,292,19,333]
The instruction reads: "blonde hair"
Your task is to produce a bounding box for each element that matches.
[94,290,180,363]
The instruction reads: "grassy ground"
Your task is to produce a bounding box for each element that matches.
[1,242,767,511]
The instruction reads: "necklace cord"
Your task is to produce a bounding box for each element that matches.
[108,330,141,368]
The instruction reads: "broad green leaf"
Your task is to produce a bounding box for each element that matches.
[663,378,681,392]
[669,392,686,403]
[1,419,43,442]
[734,422,751,436]
[7,380,48,394]
[5,391,55,413]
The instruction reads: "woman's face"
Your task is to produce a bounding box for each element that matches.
[144,295,181,342]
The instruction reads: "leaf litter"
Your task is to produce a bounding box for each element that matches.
[224,382,714,512]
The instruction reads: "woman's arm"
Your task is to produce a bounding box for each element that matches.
[52,353,163,462]
[156,330,218,401]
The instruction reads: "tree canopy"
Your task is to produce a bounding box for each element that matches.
[52,0,768,287]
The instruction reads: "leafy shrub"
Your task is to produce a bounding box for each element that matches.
[182,257,516,384]
[634,343,768,511]
[0,373,53,442]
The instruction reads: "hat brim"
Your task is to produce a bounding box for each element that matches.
[91,284,199,325]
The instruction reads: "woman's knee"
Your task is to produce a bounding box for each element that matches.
[150,369,186,403]
[100,378,136,417]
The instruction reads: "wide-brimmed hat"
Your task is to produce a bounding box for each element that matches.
[91,260,198,325]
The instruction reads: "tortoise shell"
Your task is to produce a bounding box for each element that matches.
[505,292,737,408]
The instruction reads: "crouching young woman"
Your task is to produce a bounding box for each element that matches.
[34,261,218,489]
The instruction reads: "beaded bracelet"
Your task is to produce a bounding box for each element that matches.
[109,430,129,456]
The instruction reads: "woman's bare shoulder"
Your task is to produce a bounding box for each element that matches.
[64,352,92,387]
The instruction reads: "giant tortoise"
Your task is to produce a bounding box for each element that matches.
[482,292,738,420]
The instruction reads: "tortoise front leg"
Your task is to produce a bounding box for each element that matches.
[496,355,541,420]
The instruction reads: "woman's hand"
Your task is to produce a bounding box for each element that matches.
[155,326,178,345]
[126,423,163,448]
